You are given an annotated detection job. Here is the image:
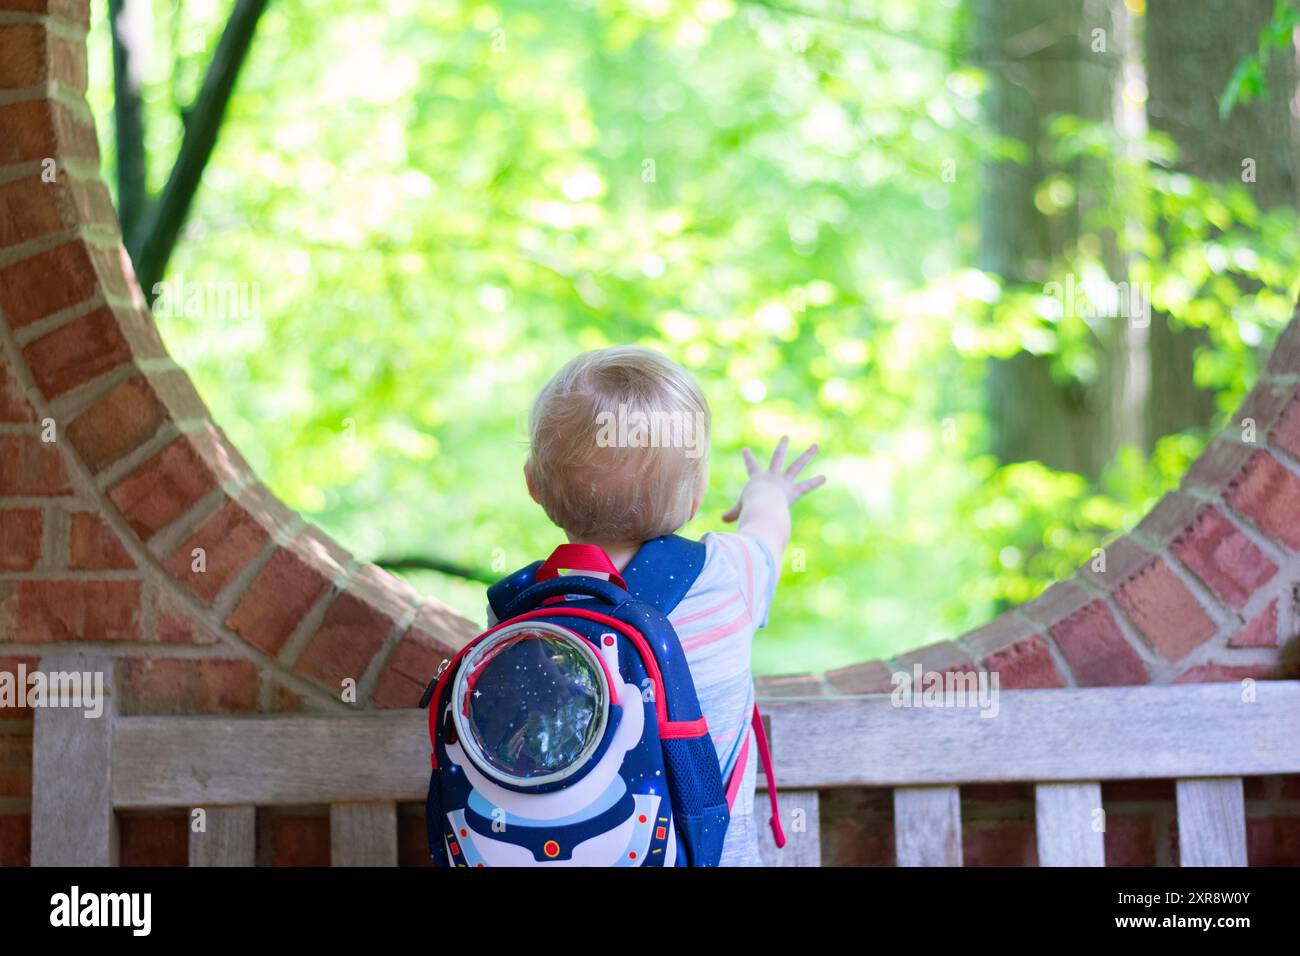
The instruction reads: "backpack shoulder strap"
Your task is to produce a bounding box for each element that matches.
[485,560,543,621]
[620,534,707,615]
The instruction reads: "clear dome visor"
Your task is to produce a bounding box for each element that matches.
[452,622,609,787]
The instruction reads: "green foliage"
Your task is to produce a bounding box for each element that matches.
[1220,0,1300,117]
[86,0,1298,674]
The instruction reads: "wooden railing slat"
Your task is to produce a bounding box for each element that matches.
[1176,778,1247,867]
[1035,782,1105,866]
[756,788,821,867]
[894,786,962,866]
[109,682,1300,807]
[31,655,117,867]
[331,800,398,867]
[189,805,256,867]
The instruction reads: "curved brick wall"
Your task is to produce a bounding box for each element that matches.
[1,0,1296,866]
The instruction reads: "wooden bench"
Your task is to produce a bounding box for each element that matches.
[30,654,1300,866]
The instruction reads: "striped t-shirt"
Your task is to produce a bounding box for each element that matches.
[667,531,780,867]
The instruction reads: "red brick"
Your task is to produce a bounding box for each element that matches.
[4,579,140,641]
[1103,814,1158,866]
[0,813,31,866]
[1183,438,1254,492]
[399,811,434,867]
[68,510,133,570]
[156,610,219,646]
[1246,817,1300,865]
[1022,579,1091,626]
[962,783,1034,803]
[824,659,895,696]
[896,640,977,675]
[164,498,269,605]
[226,546,330,655]
[0,26,84,91]
[0,362,35,422]
[371,607,463,709]
[0,508,42,570]
[0,175,63,250]
[1101,779,1175,802]
[755,672,830,698]
[0,654,39,717]
[1171,505,1277,609]
[107,436,220,540]
[819,788,893,866]
[271,813,330,867]
[1049,600,1149,686]
[294,591,394,692]
[120,658,260,716]
[21,306,131,399]
[1113,558,1216,662]
[1173,662,1278,683]
[1229,599,1278,647]
[118,814,188,867]
[1224,450,1300,550]
[65,375,166,472]
[979,633,1066,689]
[0,0,89,27]
[1270,388,1300,461]
[0,732,33,797]
[1265,309,1300,375]
[963,820,1037,866]
[0,238,99,327]
[0,434,71,496]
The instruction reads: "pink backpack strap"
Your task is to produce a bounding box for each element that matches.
[723,703,786,848]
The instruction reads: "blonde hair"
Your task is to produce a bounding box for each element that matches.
[524,346,711,543]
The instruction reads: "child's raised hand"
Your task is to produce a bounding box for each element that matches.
[721,436,825,524]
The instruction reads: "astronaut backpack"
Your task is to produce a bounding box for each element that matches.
[420,534,785,867]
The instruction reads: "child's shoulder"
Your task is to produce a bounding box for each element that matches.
[684,531,780,621]
[695,530,777,581]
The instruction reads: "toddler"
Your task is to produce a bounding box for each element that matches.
[513,345,824,866]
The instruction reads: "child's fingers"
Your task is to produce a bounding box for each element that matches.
[769,435,789,472]
[785,443,819,479]
[741,448,760,475]
[794,475,826,498]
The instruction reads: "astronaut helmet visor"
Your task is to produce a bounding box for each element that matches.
[453,622,610,787]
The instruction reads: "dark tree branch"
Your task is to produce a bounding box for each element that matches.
[373,556,496,585]
[109,0,147,244]
[129,0,270,297]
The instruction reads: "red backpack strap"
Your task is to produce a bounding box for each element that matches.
[752,704,786,847]
[723,703,786,848]
[535,543,628,591]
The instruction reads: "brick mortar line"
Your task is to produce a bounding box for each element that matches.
[0,12,88,36]
[0,220,117,273]
[0,641,273,660]
[88,420,182,492]
[1092,579,1176,682]
[0,569,141,580]
[0,292,350,712]
[356,600,422,704]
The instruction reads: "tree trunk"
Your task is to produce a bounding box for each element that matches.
[1144,0,1299,440]
[975,0,1131,477]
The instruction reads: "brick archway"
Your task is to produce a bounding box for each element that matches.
[2,0,1298,863]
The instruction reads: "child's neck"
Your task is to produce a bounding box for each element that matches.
[567,537,641,573]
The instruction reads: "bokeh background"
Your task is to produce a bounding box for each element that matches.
[85,0,1299,673]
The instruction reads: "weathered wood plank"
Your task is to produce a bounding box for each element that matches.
[1035,782,1105,866]
[109,682,1300,807]
[763,681,1300,787]
[31,655,117,866]
[189,805,256,867]
[894,786,962,866]
[1176,778,1247,867]
[331,801,398,867]
[756,788,821,867]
